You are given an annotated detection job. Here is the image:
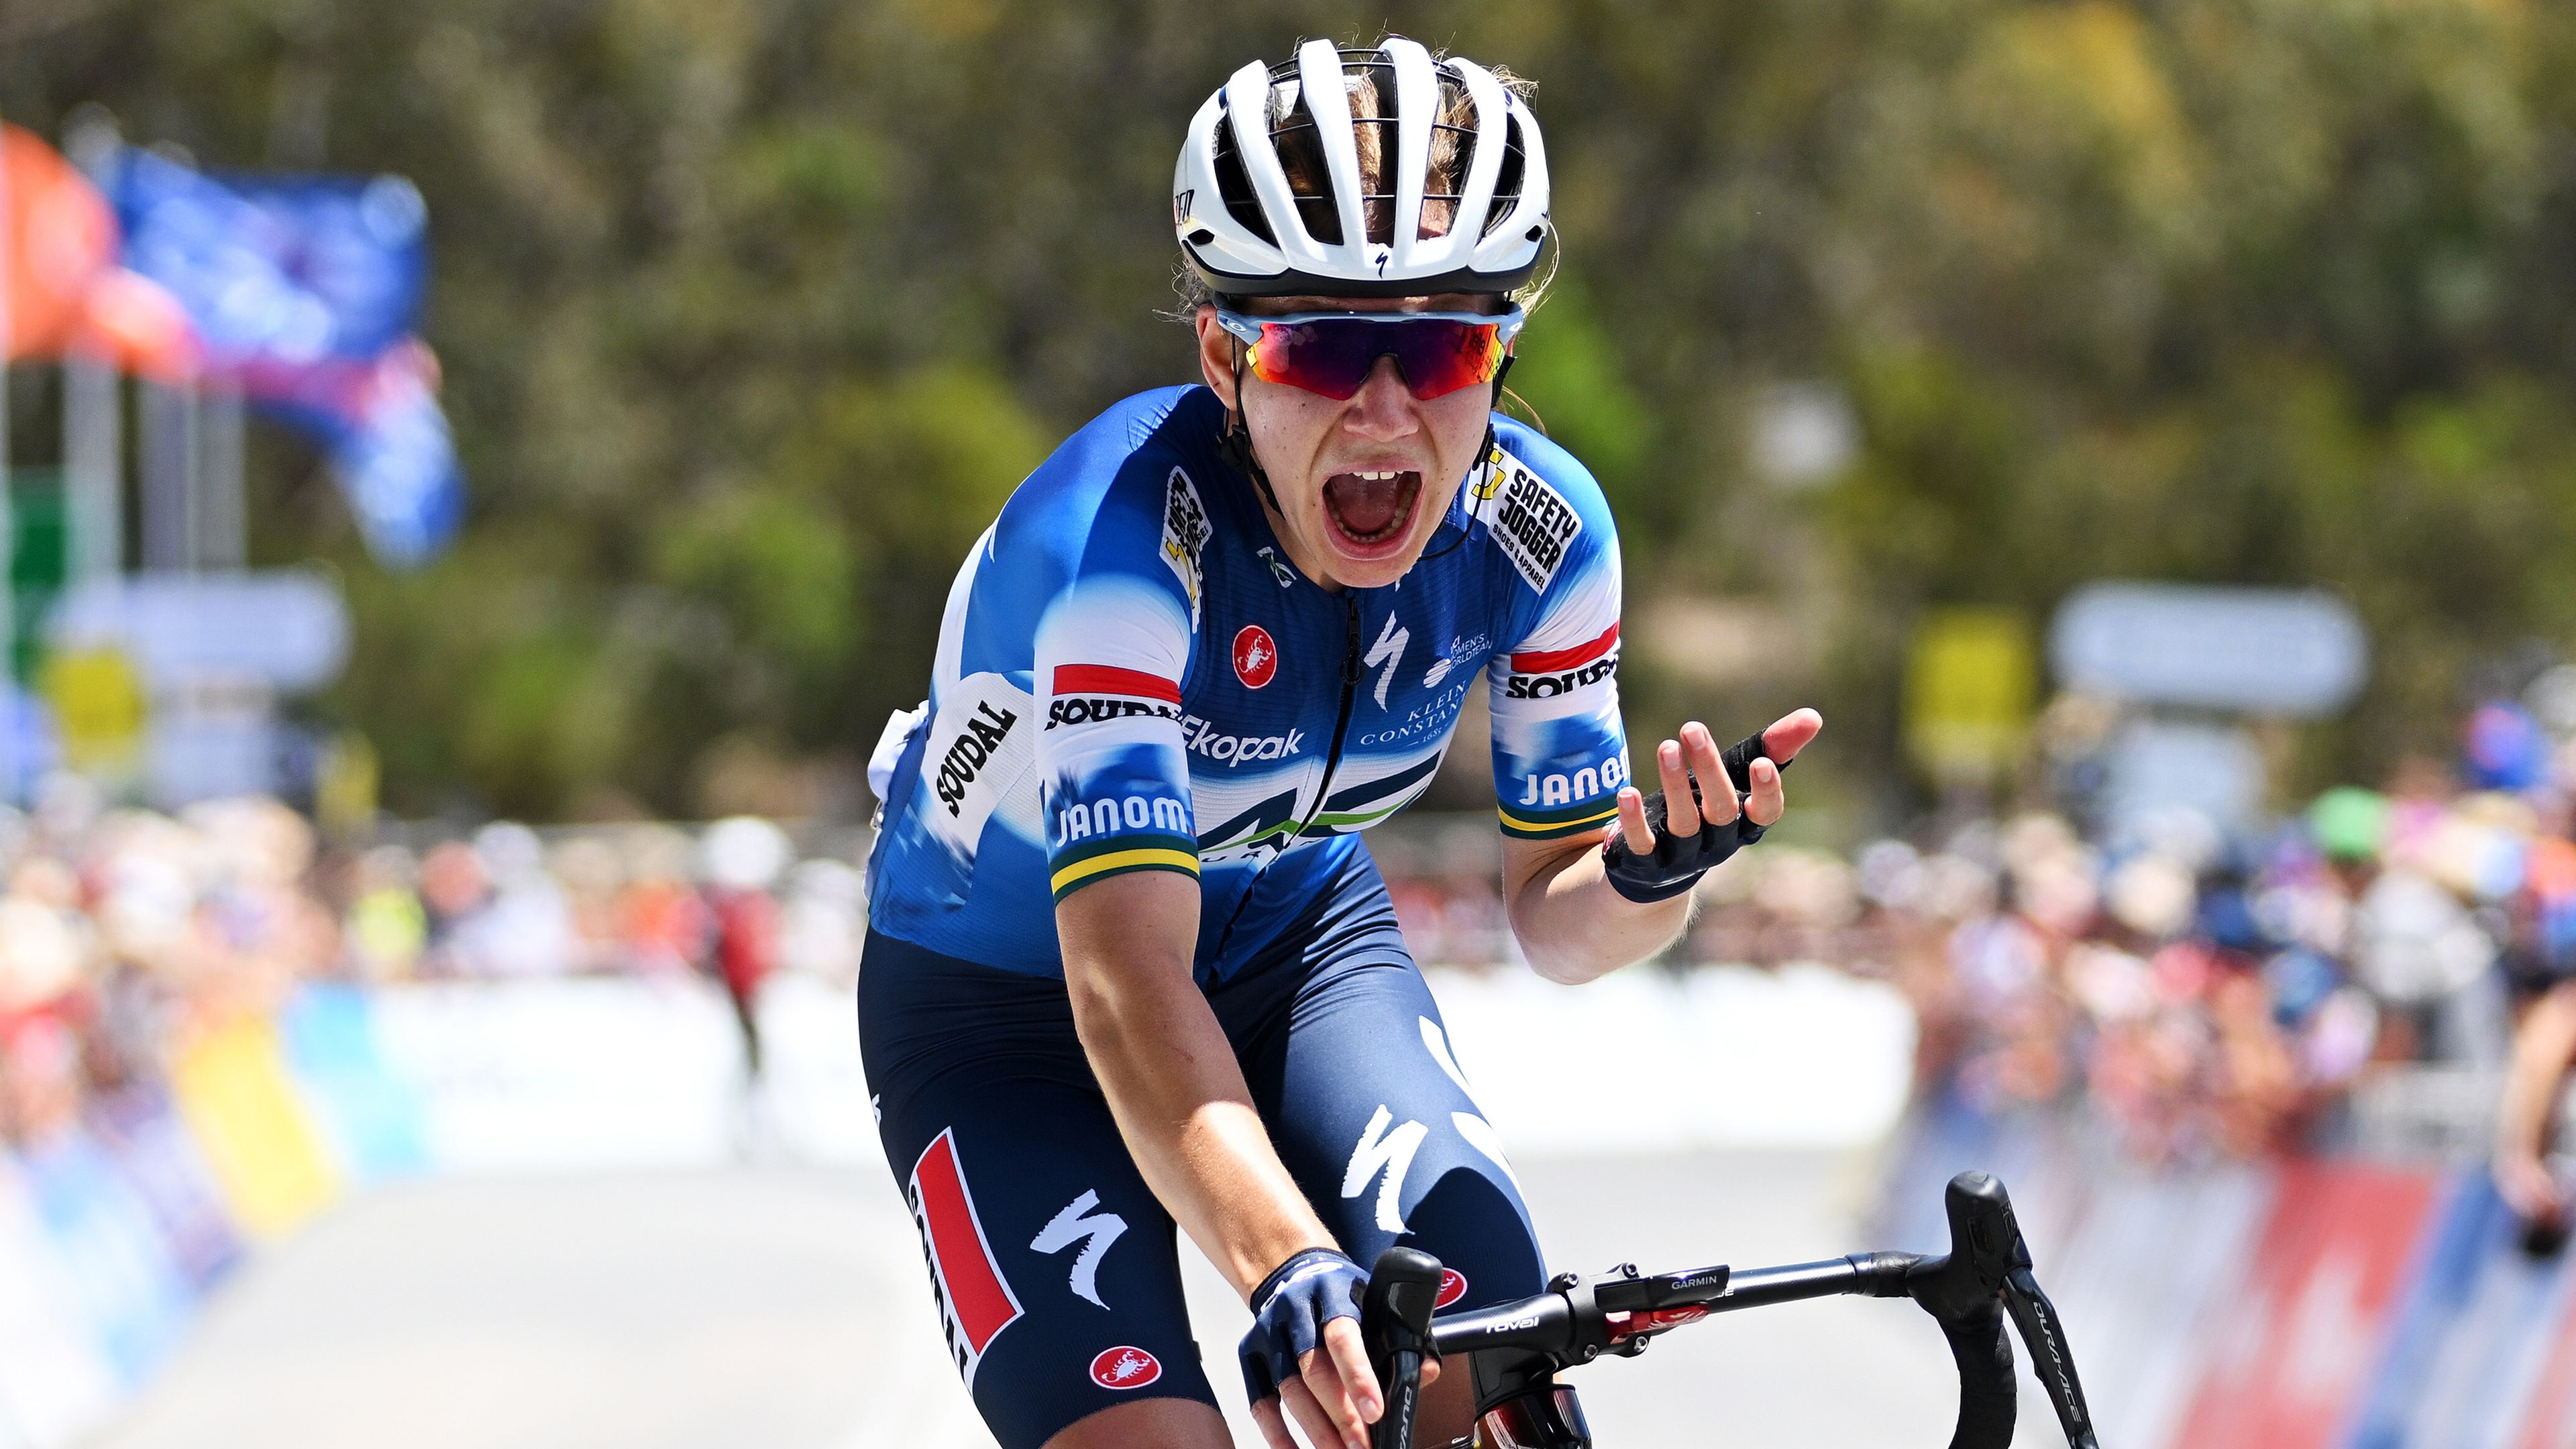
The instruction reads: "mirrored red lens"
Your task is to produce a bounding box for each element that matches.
[1248,319,1506,400]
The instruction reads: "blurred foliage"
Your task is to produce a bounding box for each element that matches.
[9,0,2576,818]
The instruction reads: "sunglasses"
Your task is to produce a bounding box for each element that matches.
[1216,308,1525,401]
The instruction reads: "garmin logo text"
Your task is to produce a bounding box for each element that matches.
[1503,655,1618,700]
[1057,794,1193,843]
[1183,715,1305,763]
[1047,698,1182,729]
[1516,755,1627,808]
[933,702,1019,817]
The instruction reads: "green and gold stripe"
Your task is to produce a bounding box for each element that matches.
[1050,830,1199,901]
[1497,798,1619,841]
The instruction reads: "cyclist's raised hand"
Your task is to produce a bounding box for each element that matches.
[1603,709,1822,903]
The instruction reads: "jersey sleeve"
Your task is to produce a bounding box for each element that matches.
[1032,462,1208,902]
[1487,451,1630,841]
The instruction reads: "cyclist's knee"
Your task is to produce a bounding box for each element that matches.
[1041,1397,1230,1449]
[1389,1165,1546,1305]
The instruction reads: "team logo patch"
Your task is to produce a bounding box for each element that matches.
[1161,468,1210,626]
[906,1129,1025,1390]
[1233,625,1279,689]
[1089,1345,1163,1390]
[1484,459,1582,592]
[1437,1268,1469,1310]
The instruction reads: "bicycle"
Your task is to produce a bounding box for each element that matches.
[1356,1170,2100,1448]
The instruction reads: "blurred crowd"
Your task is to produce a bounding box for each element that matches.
[1398,697,2576,1166]
[13,690,2576,1165]
[0,787,867,1150]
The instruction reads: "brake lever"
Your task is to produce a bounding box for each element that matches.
[2002,1267,2098,1449]
[1363,1247,1444,1449]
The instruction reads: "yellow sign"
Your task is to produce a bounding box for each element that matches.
[1904,609,2036,783]
[168,1016,343,1239]
[40,646,146,773]
[315,733,381,837]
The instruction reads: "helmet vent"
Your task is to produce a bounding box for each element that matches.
[1213,97,1275,247]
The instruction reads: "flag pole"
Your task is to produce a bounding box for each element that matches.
[0,120,20,804]
[64,109,121,586]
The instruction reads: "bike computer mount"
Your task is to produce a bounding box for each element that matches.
[1360,1171,2100,1449]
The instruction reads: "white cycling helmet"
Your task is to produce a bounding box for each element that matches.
[1173,36,1551,300]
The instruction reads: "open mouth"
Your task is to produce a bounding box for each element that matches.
[1322,470,1423,552]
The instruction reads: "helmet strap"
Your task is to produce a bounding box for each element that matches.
[1222,341,1288,517]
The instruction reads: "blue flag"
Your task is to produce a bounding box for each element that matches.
[110,149,461,566]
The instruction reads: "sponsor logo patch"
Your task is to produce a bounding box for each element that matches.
[1503,655,1619,700]
[1513,754,1629,809]
[1089,1345,1163,1391]
[1504,623,1621,700]
[1055,792,1194,844]
[1485,462,1582,592]
[1183,714,1304,763]
[905,1130,1024,1390]
[1233,625,1279,689]
[916,672,1038,862]
[1437,1268,1469,1310]
[1161,468,1211,626]
[932,701,1020,817]
[1046,697,1183,729]
[1258,545,1297,588]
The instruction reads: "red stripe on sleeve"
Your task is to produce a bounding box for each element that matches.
[1053,665,1183,704]
[1509,623,1620,674]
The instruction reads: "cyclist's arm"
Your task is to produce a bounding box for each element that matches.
[1058,872,1395,1446]
[1057,871,1333,1293]
[2498,978,2576,1220]
[1501,712,1812,984]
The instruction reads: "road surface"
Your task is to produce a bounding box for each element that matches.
[98,1152,1990,1448]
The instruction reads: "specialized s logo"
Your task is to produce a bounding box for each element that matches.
[1487,463,1582,592]
[905,1130,1024,1390]
[1364,612,1409,710]
[932,702,1020,817]
[1031,1189,1128,1309]
[1161,468,1211,626]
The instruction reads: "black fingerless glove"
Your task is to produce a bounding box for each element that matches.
[1239,1247,1367,1403]
[1600,731,1789,904]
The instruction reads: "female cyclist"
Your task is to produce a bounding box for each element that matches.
[859,36,1822,1449]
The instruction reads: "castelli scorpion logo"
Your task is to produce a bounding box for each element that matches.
[1089,1345,1163,1389]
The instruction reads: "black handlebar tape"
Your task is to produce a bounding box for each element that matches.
[1363,1247,1444,1449]
[2006,1268,2100,1449]
[1903,1174,2024,1449]
[1938,1307,2020,1449]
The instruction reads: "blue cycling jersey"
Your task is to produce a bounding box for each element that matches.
[866,384,1629,979]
